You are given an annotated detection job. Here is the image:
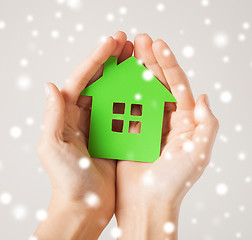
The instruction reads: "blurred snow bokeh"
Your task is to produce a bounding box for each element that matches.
[0,0,251,239]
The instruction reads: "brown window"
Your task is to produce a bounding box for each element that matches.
[112,119,124,133]
[113,102,125,114]
[112,103,142,134]
[130,104,143,116]
[129,121,141,134]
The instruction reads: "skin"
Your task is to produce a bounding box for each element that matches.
[116,34,219,239]
[35,31,133,240]
[35,31,219,240]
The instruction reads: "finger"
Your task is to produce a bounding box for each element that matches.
[192,94,219,166]
[41,83,65,141]
[61,36,117,104]
[77,32,131,139]
[118,40,133,63]
[76,41,134,110]
[134,33,168,88]
[111,31,127,57]
[152,39,195,111]
[79,31,128,92]
[77,32,129,110]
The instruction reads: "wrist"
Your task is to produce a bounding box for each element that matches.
[34,195,110,240]
[116,203,180,240]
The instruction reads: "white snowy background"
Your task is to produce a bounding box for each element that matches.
[0,0,251,239]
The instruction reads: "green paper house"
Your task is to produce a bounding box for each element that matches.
[80,56,176,163]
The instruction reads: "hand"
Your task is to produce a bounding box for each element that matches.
[35,31,133,240]
[115,34,219,239]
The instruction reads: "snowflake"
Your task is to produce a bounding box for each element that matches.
[165,151,172,160]
[85,192,100,208]
[100,35,108,43]
[17,75,32,90]
[28,236,38,240]
[216,183,228,196]
[111,227,122,238]
[163,48,170,56]
[214,82,222,90]
[38,50,44,56]
[234,124,243,132]
[182,45,195,58]
[65,57,71,62]
[13,205,27,220]
[163,221,175,233]
[238,34,246,42]
[178,84,186,91]
[224,212,230,218]
[242,22,250,30]
[157,3,165,12]
[26,15,33,22]
[137,59,143,65]
[204,18,211,25]
[67,35,75,43]
[20,58,29,67]
[245,176,251,183]
[75,23,84,32]
[213,32,229,48]
[31,30,39,37]
[119,6,127,15]
[142,70,153,81]
[26,117,34,126]
[55,11,62,18]
[191,218,198,224]
[134,93,142,100]
[220,90,232,103]
[187,69,195,78]
[51,30,60,39]
[79,157,90,169]
[179,29,184,35]
[131,27,137,34]
[106,13,115,22]
[235,232,242,238]
[183,140,194,152]
[219,134,228,143]
[222,56,230,63]
[0,192,12,205]
[209,162,215,168]
[66,0,82,10]
[141,170,155,186]
[186,181,192,187]
[239,205,245,212]
[35,209,48,221]
[201,0,210,7]
[10,126,22,138]
[0,20,6,29]
[238,152,246,161]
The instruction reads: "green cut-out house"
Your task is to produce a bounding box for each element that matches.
[80,56,176,163]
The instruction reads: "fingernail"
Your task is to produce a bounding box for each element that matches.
[204,94,210,108]
[44,83,50,98]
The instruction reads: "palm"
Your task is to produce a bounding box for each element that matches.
[116,110,196,209]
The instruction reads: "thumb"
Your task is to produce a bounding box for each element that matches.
[192,94,219,166]
[41,82,65,142]
[194,94,217,125]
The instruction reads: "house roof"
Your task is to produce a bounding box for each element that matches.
[80,56,176,104]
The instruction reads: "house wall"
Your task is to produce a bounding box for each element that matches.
[87,96,165,162]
